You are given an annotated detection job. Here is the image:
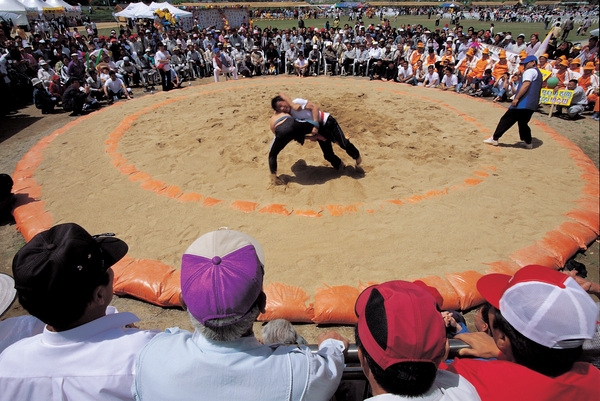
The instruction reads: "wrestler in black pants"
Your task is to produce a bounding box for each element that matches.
[491,108,534,144]
[321,116,361,161]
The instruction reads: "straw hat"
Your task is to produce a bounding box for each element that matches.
[95,62,109,73]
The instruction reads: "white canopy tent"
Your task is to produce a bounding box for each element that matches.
[44,0,80,14]
[0,0,28,25]
[18,0,48,11]
[148,2,192,18]
[114,2,154,19]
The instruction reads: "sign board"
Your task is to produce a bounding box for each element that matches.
[540,89,574,106]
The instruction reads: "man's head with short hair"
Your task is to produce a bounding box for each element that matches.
[355,280,446,397]
[477,265,597,376]
[12,223,128,329]
[261,319,302,345]
[181,229,266,342]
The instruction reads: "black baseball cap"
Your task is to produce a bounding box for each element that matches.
[12,223,128,298]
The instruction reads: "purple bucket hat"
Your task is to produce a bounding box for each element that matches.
[181,229,265,328]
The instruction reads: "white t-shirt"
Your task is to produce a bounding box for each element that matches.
[104,77,125,93]
[441,74,458,87]
[398,65,413,79]
[294,57,308,68]
[425,71,440,86]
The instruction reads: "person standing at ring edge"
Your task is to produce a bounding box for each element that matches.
[483,55,542,150]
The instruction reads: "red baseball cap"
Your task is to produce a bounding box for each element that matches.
[355,280,446,370]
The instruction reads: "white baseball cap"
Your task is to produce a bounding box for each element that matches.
[477,265,598,349]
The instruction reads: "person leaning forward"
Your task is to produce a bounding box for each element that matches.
[0,223,158,400]
[448,265,600,401]
[355,280,481,400]
[483,55,542,149]
[132,228,349,401]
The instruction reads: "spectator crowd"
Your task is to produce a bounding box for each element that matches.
[1,7,598,120]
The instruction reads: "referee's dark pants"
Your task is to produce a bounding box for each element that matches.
[492,108,534,144]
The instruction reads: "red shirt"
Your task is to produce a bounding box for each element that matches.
[448,358,600,401]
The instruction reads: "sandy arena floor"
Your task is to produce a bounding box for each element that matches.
[2,75,599,340]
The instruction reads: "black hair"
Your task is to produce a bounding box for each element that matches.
[0,173,14,197]
[492,307,582,377]
[271,95,284,111]
[17,267,110,330]
[480,302,491,324]
[355,289,437,396]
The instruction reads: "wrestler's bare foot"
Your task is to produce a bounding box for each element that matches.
[338,161,346,171]
[271,174,286,186]
[355,157,364,173]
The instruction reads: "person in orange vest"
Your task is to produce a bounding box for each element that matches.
[456,48,476,92]
[552,55,567,70]
[578,62,599,111]
[467,47,493,85]
[569,58,583,75]
[552,59,576,90]
[538,53,551,71]
[491,50,510,82]
[517,50,528,74]
[409,41,425,69]
[441,47,455,65]
[424,46,439,67]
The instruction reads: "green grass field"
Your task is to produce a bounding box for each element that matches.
[91,13,593,44]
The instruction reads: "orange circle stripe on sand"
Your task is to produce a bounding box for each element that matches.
[10,80,600,322]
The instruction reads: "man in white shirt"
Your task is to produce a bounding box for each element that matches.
[104,70,132,103]
[294,53,309,77]
[133,229,349,401]
[0,223,157,400]
[439,67,458,91]
[423,64,440,88]
[397,59,414,84]
[355,280,481,400]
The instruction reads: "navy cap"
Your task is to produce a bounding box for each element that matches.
[520,55,537,64]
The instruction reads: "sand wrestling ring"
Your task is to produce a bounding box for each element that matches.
[11,77,599,324]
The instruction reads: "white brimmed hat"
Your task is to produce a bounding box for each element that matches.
[0,273,16,317]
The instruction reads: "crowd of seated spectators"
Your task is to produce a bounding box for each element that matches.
[1,14,598,119]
